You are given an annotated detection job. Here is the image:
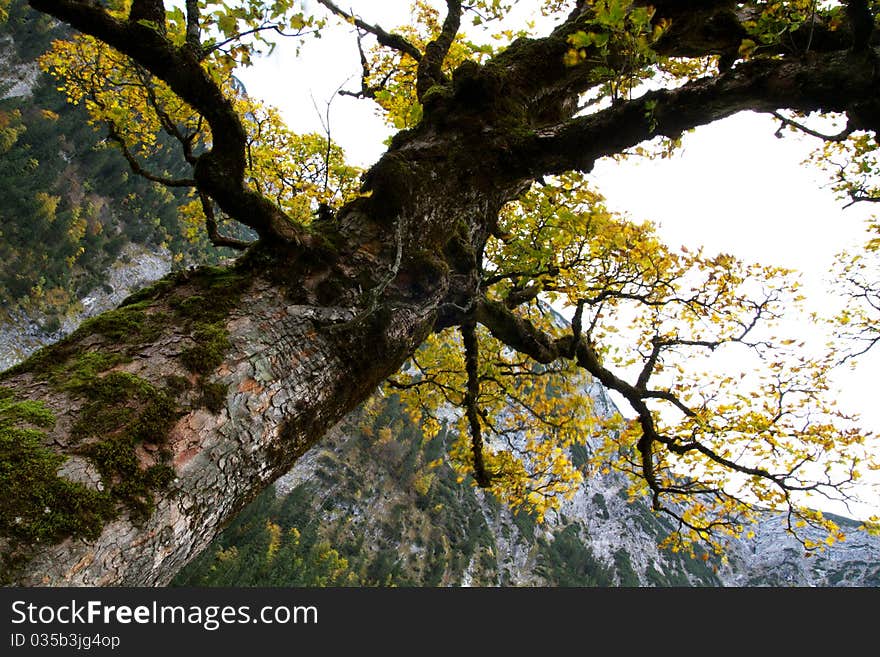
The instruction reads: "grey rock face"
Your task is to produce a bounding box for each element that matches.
[270,373,880,587]
[0,244,171,371]
[0,35,39,100]
[719,513,880,587]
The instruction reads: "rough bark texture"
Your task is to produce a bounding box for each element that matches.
[4,0,879,585]
[2,252,442,584]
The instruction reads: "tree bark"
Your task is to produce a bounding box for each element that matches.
[1,246,444,584]
[0,99,519,583]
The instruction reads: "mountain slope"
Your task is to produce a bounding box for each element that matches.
[0,1,227,342]
[174,391,722,587]
[174,383,880,587]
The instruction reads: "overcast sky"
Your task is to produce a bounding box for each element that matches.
[237,2,880,519]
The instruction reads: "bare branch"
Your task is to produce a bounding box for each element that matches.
[462,322,491,487]
[473,297,845,518]
[843,191,880,208]
[131,65,200,164]
[310,80,348,194]
[200,22,315,58]
[771,111,854,142]
[105,123,196,188]
[316,0,423,62]
[337,29,390,100]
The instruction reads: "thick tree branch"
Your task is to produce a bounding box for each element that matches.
[199,194,253,251]
[461,321,491,487]
[479,1,861,130]
[185,0,200,47]
[416,0,462,101]
[28,0,305,246]
[129,0,165,34]
[512,50,879,178]
[847,0,875,51]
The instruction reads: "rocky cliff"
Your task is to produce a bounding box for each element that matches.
[174,381,880,587]
[0,243,171,371]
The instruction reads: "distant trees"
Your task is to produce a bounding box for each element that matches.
[0,5,225,324]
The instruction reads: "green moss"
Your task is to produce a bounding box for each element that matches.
[4,339,74,379]
[1,364,182,570]
[161,265,251,378]
[200,381,227,413]
[72,373,146,436]
[84,437,174,521]
[442,222,478,273]
[405,250,449,298]
[1,262,251,556]
[0,390,116,554]
[187,265,251,312]
[357,152,413,224]
[164,374,191,396]
[71,371,178,522]
[74,305,157,343]
[53,351,128,390]
[171,295,207,319]
[9,302,163,381]
[180,322,230,375]
[421,83,452,112]
[72,372,176,439]
[0,394,55,427]
[119,276,178,307]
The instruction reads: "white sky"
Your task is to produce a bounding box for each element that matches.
[236,1,880,520]
[591,112,880,417]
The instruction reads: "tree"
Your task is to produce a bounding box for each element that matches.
[2,0,879,585]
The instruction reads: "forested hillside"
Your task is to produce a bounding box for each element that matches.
[174,391,880,588]
[173,391,725,587]
[0,0,234,334]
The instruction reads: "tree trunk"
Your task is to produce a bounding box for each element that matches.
[1,245,447,584]
[0,144,486,583]
[1,90,528,580]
